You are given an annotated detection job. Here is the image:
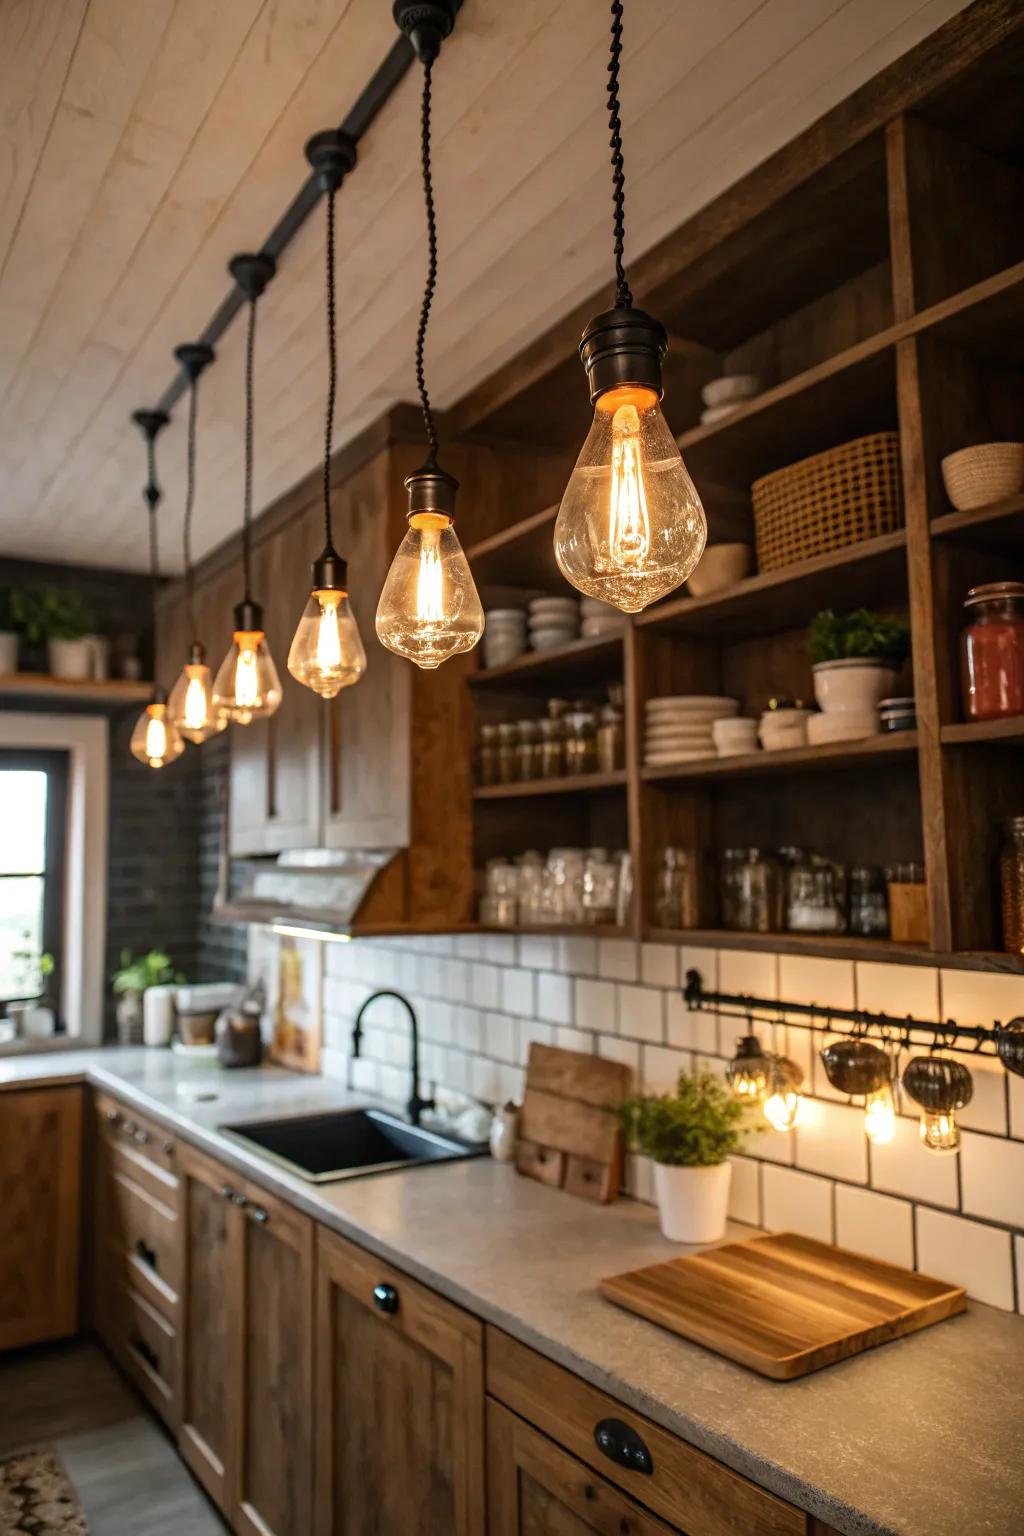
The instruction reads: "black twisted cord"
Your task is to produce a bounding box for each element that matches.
[415,58,440,463]
[183,376,198,639]
[144,435,161,634]
[608,0,632,309]
[242,296,256,603]
[323,185,337,547]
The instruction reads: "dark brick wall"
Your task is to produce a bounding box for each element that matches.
[196,729,248,981]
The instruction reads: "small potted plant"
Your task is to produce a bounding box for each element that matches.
[809,608,909,715]
[0,586,17,673]
[620,1070,748,1243]
[7,942,57,1038]
[12,587,96,680]
[112,949,184,1045]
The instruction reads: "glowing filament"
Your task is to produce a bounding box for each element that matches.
[764,1087,802,1132]
[415,518,445,624]
[864,1082,896,1145]
[144,712,168,764]
[235,638,260,709]
[183,669,209,731]
[608,403,651,569]
[315,595,343,670]
[919,1109,960,1155]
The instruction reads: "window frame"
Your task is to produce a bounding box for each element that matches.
[0,748,69,1013]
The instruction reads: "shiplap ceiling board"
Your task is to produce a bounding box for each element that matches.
[0,0,969,572]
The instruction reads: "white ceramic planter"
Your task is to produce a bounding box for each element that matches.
[812,658,895,715]
[48,638,92,680]
[0,631,17,672]
[143,984,177,1048]
[653,1160,732,1244]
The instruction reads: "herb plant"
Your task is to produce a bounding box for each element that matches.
[809,608,909,667]
[11,587,95,643]
[620,1070,748,1168]
[112,949,184,995]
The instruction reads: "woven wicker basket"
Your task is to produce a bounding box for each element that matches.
[751,431,903,573]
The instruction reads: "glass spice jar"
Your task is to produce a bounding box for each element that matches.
[478,723,498,787]
[597,687,625,773]
[496,722,519,784]
[1000,818,1024,955]
[582,849,618,925]
[961,582,1024,721]
[516,719,540,782]
[537,717,564,779]
[848,865,889,937]
[786,860,847,934]
[564,706,598,775]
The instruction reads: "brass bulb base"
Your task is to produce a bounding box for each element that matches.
[579,307,667,404]
[188,640,207,666]
[305,130,357,193]
[312,545,348,592]
[405,463,458,521]
[233,598,264,633]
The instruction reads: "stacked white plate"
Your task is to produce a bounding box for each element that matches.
[529,595,580,651]
[581,596,628,639]
[644,695,740,766]
[483,607,528,668]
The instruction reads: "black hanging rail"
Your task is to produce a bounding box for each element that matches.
[150,2,463,421]
[683,967,1018,1056]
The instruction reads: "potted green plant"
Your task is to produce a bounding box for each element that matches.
[0,586,17,673]
[808,608,909,717]
[7,942,57,1038]
[12,586,96,680]
[620,1070,748,1243]
[112,949,184,1045]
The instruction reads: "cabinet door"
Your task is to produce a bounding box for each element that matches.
[315,1226,485,1536]
[234,1179,313,1536]
[178,1142,240,1513]
[488,1399,681,1536]
[0,1087,81,1350]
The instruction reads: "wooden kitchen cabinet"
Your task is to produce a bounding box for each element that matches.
[314,1224,485,1536]
[177,1141,313,1536]
[0,1086,81,1351]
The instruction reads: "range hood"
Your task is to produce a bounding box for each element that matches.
[214,846,401,936]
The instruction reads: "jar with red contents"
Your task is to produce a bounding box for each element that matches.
[961,583,1024,721]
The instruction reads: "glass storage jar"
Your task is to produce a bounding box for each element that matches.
[787,861,846,934]
[478,723,498,787]
[546,847,585,924]
[582,849,618,925]
[597,685,625,773]
[725,850,783,933]
[848,865,889,937]
[563,707,598,775]
[961,582,1024,721]
[654,848,702,929]
[496,722,519,784]
[480,860,519,927]
[516,719,540,782]
[516,851,544,926]
[1000,818,1024,955]
[537,717,564,778]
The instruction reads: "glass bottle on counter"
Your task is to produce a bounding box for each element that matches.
[1000,818,1024,955]
[961,582,1024,721]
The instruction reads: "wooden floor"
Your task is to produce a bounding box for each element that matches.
[0,1339,228,1536]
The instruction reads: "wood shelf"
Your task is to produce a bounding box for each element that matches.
[646,927,1024,976]
[930,494,1024,549]
[909,255,1024,368]
[474,771,627,801]
[641,731,918,784]
[466,504,559,592]
[0,674,152,704]
[942,716,1024,746]
[470,633,624,686]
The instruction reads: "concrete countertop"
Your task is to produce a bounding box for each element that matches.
[4,1048,1021,1536]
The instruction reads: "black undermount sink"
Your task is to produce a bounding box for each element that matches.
[219,1106,484,1184]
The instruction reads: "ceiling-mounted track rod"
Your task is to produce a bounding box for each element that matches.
[152,2,462,420]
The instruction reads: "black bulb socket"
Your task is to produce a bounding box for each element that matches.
[405,464,458,522]
[151,685,168,707]
[233,598,264,633]
[229,253,276,302]
[188,641,207,666]
[393,0,456,64]
[305,130,357,194]
[579,307,667,405]
[731,1033,766,1067]
[311,544,348,593]
[175,342,215,381]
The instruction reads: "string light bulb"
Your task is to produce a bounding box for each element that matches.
[726,1033,769,1102]
[377,2,483,670]
[213,253,282,724]
[903,1053,973,1157]
[763,1056,804,1132]
[863,1080,896,1145]
[288,131,367,699]
[168,642,224,743]
[553,3,705,613]
[130,694,184,768]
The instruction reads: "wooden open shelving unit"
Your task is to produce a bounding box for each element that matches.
[457,25,1024,974]
[0,674,152,705]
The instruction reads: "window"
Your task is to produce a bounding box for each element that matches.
[0,750,68,1012]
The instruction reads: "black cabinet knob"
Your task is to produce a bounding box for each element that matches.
[163,1140,174,1156]
[373,1283,399,1314]
[594,1419,653,1476]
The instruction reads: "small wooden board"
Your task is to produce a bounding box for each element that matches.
[516,1043,632,1204]
[600,1232,966,1379]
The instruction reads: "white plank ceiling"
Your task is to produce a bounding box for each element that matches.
[0,0,968,573]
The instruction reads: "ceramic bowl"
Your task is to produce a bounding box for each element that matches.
[530,627,578,652]
[712,717,759,756]
[807,711,878,745]
[941,442,1024,511]
[813,659,895,715]
[687,543,754,598]
[702,374,761,409]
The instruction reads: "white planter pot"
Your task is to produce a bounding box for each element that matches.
[812,658,895,715]
[0,631,17,672]
[653,1160,732,1244]
[19,1005,56,1039]
[48,638,92,680]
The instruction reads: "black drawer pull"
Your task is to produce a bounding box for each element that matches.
[133,1238,158,1272]
[249,1205,269,1224]
[163,1140,174,1156]
[373,1283,399,1314]
[594,1419,653,1476]
[131,1334,160,1374]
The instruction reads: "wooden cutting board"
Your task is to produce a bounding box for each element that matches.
[600,1232,966,1379]
[516,1043,632,1203]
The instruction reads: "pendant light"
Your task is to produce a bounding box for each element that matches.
[553,1,707,613]
[762,1055,804,1133]
[166,342,226,743]
[375,1,484,671]
[725,1031,770,1101]
[129,410,184,769]
[212,254,283,725]
[903,1051,973,1155]
[288,132,367,698]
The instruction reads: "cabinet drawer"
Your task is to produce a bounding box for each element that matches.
[486,1328,804,1536]
[95,1092,177,1185]
[103,1271,179,1429]
[105,1167,181,1320]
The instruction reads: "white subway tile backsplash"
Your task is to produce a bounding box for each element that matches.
[519,1019,554,1066]
[537,971,573,1025]
[350,1056,379,1095]
[665,991,717,1055]
[835,1185,913,1268]
[470,963,501,1009]
[718,948,777,998]
[743,1122,794,1166]
[1016,1235,1024,1315]
[501,967,535,1018]
[939,967,1024,1029]
[1010,1072,1024,1140]
[855,961,939,1019]
[452,1006,483,1054]
[779,954,854,1009]
[681,945,717,989]
[443,958,470,1003]
[557,935,598,976]
[499,1064,525,1103]
[624,1153,655,1204]
[955,1055,1008,1136]
[555,1025,592,1055]
[868,1113,958,1208]
[519,934,556,970]
[617,984,664,1043]
[483,934,517,965]
[598,938,638,982]
[761,1165,833,1242]
[484,1012,517,1064]
[642,1044,689,1095]
[471,1056,502,1103]
[795,1099,868,1184]
[916,1207,1014,1309]
[575,977,616,1034]
[641,943,678,989]
[598,1035,640,1074]
[728,1156,760,1226]
[960,1132,1024,1228]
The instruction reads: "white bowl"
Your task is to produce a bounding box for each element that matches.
[530,628,578,652]
[529,597,579,617]
[941,442,1024,511]
[581,597,619,616]
[581,616,627,638]
[712,717,758,746]
[702,374,761,409]
[687,543,754,598]
[700,403,741,427]
[483,639,526,668]
[486,607,527,623]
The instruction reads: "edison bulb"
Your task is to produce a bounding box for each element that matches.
[168,650,226,743]
[376,512,483,670]
[864,1081,896,1145]
[130,700,184,769]
[764,1085,803,1132]
[288,588,367,698]
[212,629,282,725]
[919,1109,960,1155]
[554,386,706,613]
